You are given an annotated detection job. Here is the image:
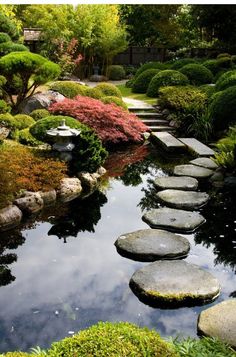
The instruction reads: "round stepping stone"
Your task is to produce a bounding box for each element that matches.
[198,300,236,348]
[189,157,218,170]
[157,189,209,210]
[142,207,205,233]
[130,260,220,308]
[115,229,190,261]
[153,176,198,191]
[174,164,213,178]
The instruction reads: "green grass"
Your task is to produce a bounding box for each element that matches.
[116,84,157,105]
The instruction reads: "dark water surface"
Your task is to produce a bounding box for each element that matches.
[0,145,235,353]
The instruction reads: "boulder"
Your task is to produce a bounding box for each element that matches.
[130,260,220,308]
[78,172,98,191]
[142,207,205,233]
[157,189,209,210]
[39,190,57,206]
[14,192,44,214]
[19,90,65,114]
[174,164,214,178]
[153,176,198,191]
[115,229,190,261]
[58,178,82,202]
[0,126,10,140]
[0,205,22,232]
[198,299,236,348]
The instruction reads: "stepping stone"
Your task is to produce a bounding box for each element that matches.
[157,189,209,210]
[115,229,190,262]
[142,207,205,233]
[198,300,236,348]
[153,176,198,191]
[179,138,215,157]
[130,260,220,308]
[151,132,185,152]
[189,157,218,170]
[174,164,213,178]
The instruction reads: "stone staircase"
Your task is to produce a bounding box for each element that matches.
[129,106,175,133]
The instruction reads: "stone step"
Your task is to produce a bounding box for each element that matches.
[128,106,156,112]
[151,132,185,151]
[150,126,175,132]
[136,112,163,119]
[178,138,215,157]
[141,119,169,126]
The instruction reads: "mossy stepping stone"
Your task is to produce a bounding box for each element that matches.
[198,300,236,348]
[130,260,220,308]
[115,229,190,261]
[157,189,209,210]
[174,164,213,178]
[142,207,205,233]
[189,157,218,170]
[153,176,198,191]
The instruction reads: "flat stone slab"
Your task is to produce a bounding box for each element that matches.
[154,176,198,191]
[115,229,190,261]
[174,164,214,178]
[179,138,215,157]
[198,300,236,348]
[142,207,205,233]
[130,260,220,308]
[157,189,209,210]
[189,157,218,170]
[151,132,185,152]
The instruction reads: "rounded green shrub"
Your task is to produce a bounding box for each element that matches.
[147,70,189,97]
[0,13,19,41]
[203,59,220,76]
[0,32,11,44]
[170,58,196,70]
[132,68,160,93]
[231,54,236,64]
[101,96,127,110]
[217,53,231,59]
[15,127,43,146]
[49,81,87,98]
[217,56,233,69]
[215,70,236,91]
[199,84,216,99]
[179,64,213,85]
[107,65,125,80]
[30,115,107,172]
[135,61,167,78]
[209,85,236,131]
[30,109,50,121]
[84,86,103,99]
[0,113,14,128]
[0,42,28,56]
[13,114,35,130]
[95,82,122,98]
[47,322,177,357]
[0,99,10,114]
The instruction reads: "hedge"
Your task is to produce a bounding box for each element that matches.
[147,70,189,97]
[179,64,213,85]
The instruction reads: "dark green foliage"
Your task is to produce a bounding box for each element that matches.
[132,68,160,93]
[15,128,43,147]
[0,99,10,114]
[203,59,221,76]
[135,61,167,78]
[107,65,126,80]
[217,53,231,59]
[84,86,103,99]
[170,58,196,70]
[0,42,28,56]
[0,13,19,41]
[30,109,50,121]
[30,115,107,172]
[180,64,213,85]
[123,65,137,76]
[125,78,135,88]
[0,32,11,44]
[147,70,189,97]
[47,322,177,357]
[13,114,35,130]
[0,75,6,87]
[95,82,122,97]
[173,336,236,357]
[209,85,236,131]
[101,96,127,110]
[214,125,236,171]
[199,84,216,99]
[0,113,35,139]
[217,56,233,69]
[215,70,236,91]
[49,81,87,98]
[231,55,236,64]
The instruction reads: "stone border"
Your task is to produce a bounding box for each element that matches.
[0,167,106,232]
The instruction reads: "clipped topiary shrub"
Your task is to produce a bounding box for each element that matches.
[30,109,50,121]
[147,70,189,97]
[107,65,125,80]
[203,59,221,76]
[215,70,236,91]
[95,82,122,98]
[49,81,87,98]
[47,322,177,357]
[30,115,107,172]
[135,61,167,79]
[13,114,35,130]
[170,58,196,70]
[49,96,149,146]
[101,96,128,110]
[199,84,216,99]
[0,42,28,56]
[84,86,103,99]
[217,56,233,69]
[15,127,43,147]
[132,68,160,93]
[209,85,236,131]
[217,53,231,59]
[0,99,10,114]
[231,55,236,64]
[179,64,213,85]
[0,32,11,44]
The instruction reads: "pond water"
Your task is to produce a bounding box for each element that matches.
[0,144,235,353]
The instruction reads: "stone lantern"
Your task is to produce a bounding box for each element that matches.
[47,119,81,152]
